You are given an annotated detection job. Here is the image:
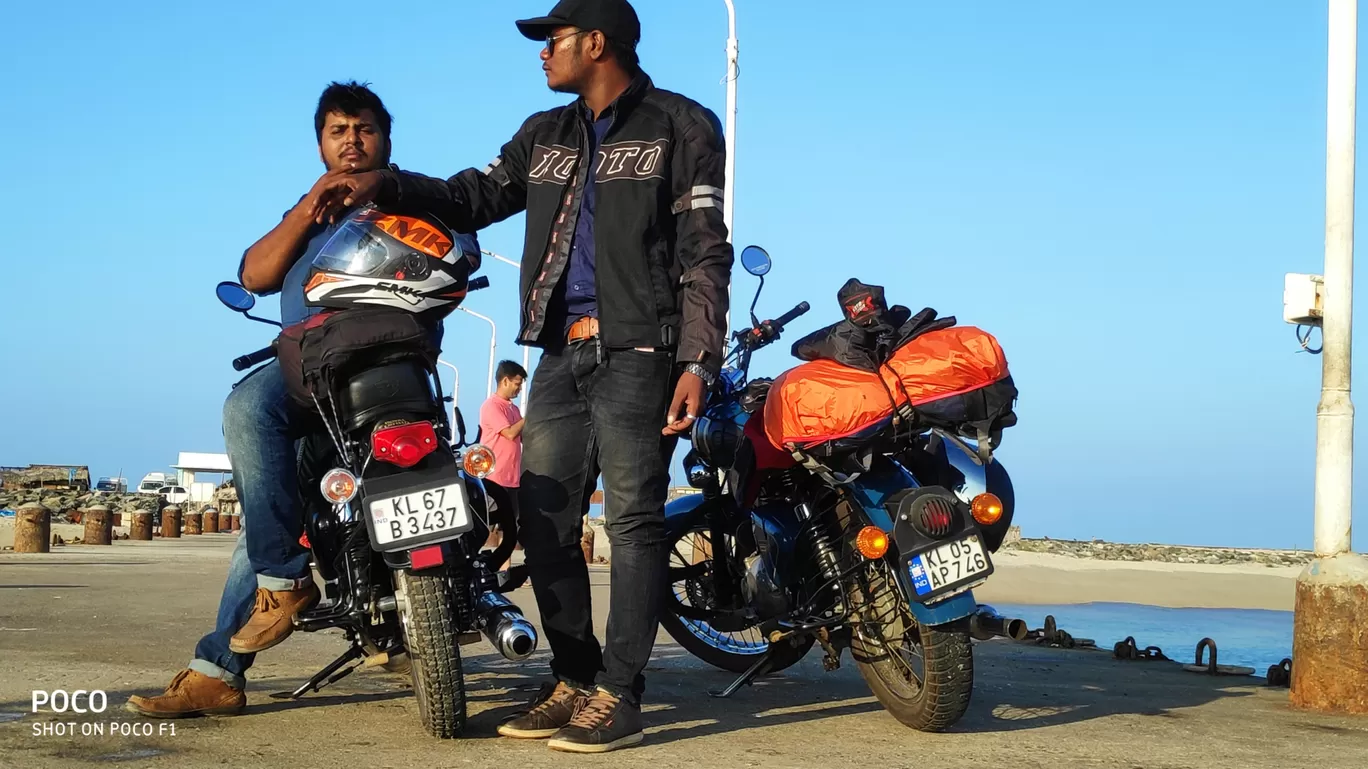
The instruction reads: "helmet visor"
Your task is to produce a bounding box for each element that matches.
[311,208,455,279]
[311,219,400,278]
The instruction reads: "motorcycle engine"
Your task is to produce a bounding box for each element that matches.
[742,522,789,620]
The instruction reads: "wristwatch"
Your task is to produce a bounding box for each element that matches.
[683,362,717,388]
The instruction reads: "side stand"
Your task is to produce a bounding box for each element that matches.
[270,643,366,700]
[709,649,777,699]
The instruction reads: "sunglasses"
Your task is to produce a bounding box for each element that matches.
[544,29,594,53]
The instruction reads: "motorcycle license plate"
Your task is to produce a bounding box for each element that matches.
[368,482,471,548]
[908,535,991,598]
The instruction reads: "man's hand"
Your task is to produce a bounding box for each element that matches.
[296,166,357,219]
[663,372,707,437]
[239,165,360,293]
[311,169,385,224]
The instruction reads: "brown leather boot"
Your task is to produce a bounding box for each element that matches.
[228,583,320,654]
[124,670,245,718]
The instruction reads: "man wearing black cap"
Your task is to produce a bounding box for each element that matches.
[312,0,733,755]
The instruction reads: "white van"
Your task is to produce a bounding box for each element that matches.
[137,473,169,495]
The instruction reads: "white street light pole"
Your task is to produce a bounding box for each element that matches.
[459,306,498,400]
[1314,0,1357,557]
[722,0,738,243]
[721,0,739,338]
[1290,0,1368,716]
[436,358,460,440]
[481,249,530,412]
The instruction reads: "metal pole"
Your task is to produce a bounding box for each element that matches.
[481,249,530,412]
[459,306,498,400]
[721,0,739,339]
[721,0,738,242]
[437,358,460,441]
[1314,0,1357,557]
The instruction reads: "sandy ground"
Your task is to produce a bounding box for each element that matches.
[1,536,1364,769]
[2,519,1302,611]
[975,551,1300,611]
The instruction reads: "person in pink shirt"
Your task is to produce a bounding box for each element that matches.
[480,360,528,559]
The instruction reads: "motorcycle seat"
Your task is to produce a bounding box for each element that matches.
[339,358,439,432]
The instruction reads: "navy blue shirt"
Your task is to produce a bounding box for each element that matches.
[562,105,614,331]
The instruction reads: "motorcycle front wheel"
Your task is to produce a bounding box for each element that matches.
[393,567,468,738]
[658,522,814,675]
[847,561,973,732]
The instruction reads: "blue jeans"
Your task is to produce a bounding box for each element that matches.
[190,361,314,689]
[189,512,257,688]
[221,360,313,589]
[517,341,679,706]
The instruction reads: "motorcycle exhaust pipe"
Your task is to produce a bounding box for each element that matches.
[969,604,1029,642]
[475,591,539,661]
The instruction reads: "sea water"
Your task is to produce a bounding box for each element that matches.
[988,601,1293,674]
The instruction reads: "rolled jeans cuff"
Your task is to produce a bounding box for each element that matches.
[257,573,312,591]
[189,659,246,691]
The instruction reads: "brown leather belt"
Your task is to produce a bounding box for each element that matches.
[567,316,600,343]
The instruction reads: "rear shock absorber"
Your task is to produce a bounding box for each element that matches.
[795,501,844,616]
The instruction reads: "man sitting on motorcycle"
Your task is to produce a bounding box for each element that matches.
[127,81,476,717]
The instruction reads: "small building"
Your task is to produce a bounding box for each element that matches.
[0,464,90,492]
[171,452,233,504]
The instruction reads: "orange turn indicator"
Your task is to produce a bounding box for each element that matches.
[971,493,1004,526]
[855,526,889,560]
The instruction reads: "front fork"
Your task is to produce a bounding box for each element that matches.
[698,473,742,611]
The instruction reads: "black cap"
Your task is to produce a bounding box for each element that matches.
[516,0,641,47]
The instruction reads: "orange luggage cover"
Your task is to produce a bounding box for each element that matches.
[764,326,1009,450]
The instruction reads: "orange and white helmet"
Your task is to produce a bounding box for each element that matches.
[303,205,480,318]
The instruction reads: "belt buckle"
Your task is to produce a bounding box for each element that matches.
[567,317,598,344]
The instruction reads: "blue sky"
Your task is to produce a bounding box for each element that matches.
[0,1,1359,550]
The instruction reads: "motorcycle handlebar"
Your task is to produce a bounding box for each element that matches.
[772,301,810,331]
[233,346,277,372]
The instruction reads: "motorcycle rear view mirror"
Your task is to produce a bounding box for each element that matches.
[739,245,771,326]
[740,245,771,276]
[216,281,283,328]
[216,281,256,312]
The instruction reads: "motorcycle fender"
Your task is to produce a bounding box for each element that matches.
[906,588,979,626]
[664,493,709,536]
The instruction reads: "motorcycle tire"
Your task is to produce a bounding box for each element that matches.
[394,567,467,739]
[847,563,973,732]
[659,523,814,675]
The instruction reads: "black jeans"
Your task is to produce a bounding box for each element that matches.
[517,340,678,706]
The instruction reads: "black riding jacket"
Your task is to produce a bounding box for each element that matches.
[373,72,734,376]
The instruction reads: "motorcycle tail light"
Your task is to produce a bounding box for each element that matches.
[916,497,956,539]
[462,443,496,479]
[971,493,1004,526]
[373,422,438,468]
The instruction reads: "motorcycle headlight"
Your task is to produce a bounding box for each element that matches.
[691,416,746,470]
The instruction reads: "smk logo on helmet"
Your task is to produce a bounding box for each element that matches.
[304,205,476,319]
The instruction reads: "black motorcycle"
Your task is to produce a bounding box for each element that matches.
[658,246,1022,732]
[215,278,536,739]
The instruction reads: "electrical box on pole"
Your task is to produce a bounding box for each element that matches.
[1284,273,1325,326]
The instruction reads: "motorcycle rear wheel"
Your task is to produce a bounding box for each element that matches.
[847,562,973,732]
[394,567,467,738]
[659,523,815,675]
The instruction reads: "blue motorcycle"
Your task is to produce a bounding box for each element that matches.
[658,245,1022,732]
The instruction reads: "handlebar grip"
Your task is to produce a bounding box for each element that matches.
[233,346,277,372]
[773,301,811,329]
